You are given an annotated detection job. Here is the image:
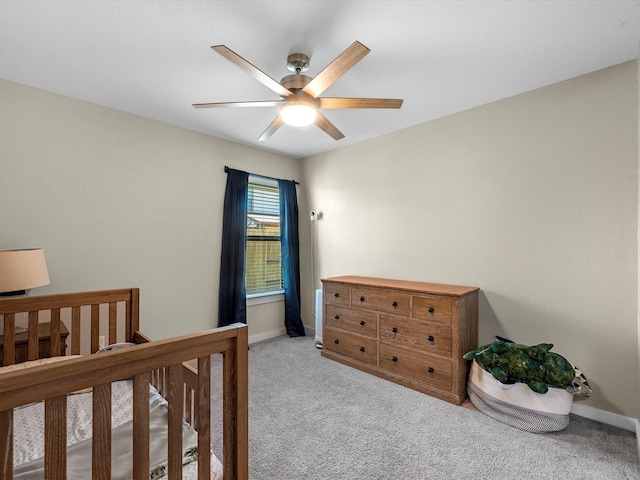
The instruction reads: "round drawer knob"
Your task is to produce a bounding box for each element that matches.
[359,320,365,326]
[334,314,340,320]
[334,339,339,344]
[428,367,434,373]
[334,292,340,298]
[392,356,398,362]
[359,296,365,302]
[428,335,434,342]
[360,346,365,352]
[392,327,398,333]
[392,301,398,307]
[428,307,434,314]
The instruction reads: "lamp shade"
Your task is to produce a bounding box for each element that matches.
[0,249,50,294]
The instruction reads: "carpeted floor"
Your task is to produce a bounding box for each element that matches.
[211,335,639,480]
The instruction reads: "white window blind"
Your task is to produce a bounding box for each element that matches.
[246,177,283,296]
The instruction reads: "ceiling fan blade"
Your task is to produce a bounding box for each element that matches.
[212,45,293,98]
[314,112,345,141]
[302,41,370,98]
[316,98,403,109]
[192,100,285,109]
[258,115,284,141]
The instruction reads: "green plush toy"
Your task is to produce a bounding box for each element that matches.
[463,340,575,394]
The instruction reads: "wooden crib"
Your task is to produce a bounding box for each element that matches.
[0,288,248,480]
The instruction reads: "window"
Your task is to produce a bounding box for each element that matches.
[246,176,283,297]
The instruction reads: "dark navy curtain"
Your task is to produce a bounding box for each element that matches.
[279,179,306,337]
[218,168,249,327]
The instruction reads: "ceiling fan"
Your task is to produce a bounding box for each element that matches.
[193,41,403,141]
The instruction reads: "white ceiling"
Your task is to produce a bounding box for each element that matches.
[1,1,639,159]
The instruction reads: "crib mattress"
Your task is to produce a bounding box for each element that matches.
[12,379,224,479]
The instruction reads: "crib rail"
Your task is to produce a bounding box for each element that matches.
[0,288,140,365]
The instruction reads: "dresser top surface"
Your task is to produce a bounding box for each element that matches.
[321,276,479,297]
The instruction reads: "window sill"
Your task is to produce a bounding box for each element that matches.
[247,291,284,306]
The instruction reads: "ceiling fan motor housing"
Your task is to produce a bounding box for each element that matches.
[286,53,310,73]
[280,74,312,91]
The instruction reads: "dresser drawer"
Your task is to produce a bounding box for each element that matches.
[324,327,377,366]
[411,295,453,324]
[325,305,377,337]
[351,287,410,316]
[324,283,350,306]
[379,343,451,391]
[379,315,452,356]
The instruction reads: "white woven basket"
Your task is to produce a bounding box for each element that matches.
[468,360,573,433]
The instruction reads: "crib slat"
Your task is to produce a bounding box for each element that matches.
[181,362,199,428]
[223,326,249,480]
[2,314,15,366]
[184,384,192,425]
[0,410,13,479]
[198,355,211,480]
[129,289,140,340]
[45,395,67,480]
[109,302,117,344]
[50,308,62,356]
[71,306,81,355]
[27,311,39,360]
[155,367,167,396]
[125,299,132,341]
[91,304,100,353]
[168,364,184,479]
[133,372,150,480]
[92,383,112,479]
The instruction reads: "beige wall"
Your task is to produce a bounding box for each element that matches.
[2,60,638,419]
[301,62,638,417]
[0,78,303,341]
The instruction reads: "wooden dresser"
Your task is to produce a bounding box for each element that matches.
[321,276,479,405]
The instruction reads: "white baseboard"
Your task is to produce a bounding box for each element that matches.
[249,326,315,345]
[635,418,640,462]
[249,328,286,345]
[571,403,638,432]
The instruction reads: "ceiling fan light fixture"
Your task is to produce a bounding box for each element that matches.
[280,102,316,127]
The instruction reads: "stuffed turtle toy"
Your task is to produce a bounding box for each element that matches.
[463,339,575,394]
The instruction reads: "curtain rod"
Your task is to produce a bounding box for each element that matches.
[224,166,299,185]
